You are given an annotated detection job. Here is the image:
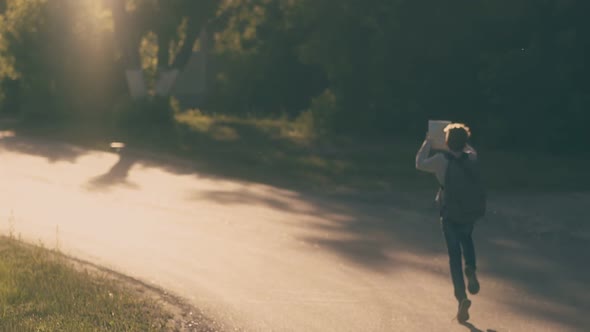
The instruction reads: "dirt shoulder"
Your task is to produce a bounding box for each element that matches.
[62,253,225,332]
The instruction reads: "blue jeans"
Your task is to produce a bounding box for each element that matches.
[441,218,476,302]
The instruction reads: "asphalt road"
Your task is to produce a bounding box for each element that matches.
[0,136,588,331]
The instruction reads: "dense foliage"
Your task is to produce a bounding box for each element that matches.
[1,0,589,150]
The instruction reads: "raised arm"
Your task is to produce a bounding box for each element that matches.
[416,138,445,173]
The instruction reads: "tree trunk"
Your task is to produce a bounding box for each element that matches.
[108,0,142,69]
[171,18,202,70]
[106,0,146,98]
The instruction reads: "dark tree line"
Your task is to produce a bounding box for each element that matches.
[1,0,589,151]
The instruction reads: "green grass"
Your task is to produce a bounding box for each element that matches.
[0,237,171,332]
[171,111,430,193]
[150,111,590,193]
[10,110,590,194]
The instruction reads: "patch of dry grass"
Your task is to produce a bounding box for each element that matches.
[0,236,172,332]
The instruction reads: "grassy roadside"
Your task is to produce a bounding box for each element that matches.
[0,236,172,332]
[8,111,590,195]
[173,111,590,193]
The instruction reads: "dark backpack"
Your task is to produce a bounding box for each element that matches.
[441,152,486,223]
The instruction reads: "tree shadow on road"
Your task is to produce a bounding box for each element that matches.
[0,136,88,163]
[189,187,444,272]
[85,152,139,190]
[190,188,301,214]
[190,185,590,330]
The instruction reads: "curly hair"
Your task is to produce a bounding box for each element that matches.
[444,123,471,152]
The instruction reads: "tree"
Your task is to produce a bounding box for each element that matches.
[1,0,589,150]
[105,0,218,98]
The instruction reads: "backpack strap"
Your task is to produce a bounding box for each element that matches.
[440,152,455,190]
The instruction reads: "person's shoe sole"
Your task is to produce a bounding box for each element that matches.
[457,299,471,323]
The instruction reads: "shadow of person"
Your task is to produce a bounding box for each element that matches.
[459,322,484,332]
[86,152,138,190]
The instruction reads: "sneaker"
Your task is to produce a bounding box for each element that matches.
[465,266,480,295]
[457,298,471,323]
